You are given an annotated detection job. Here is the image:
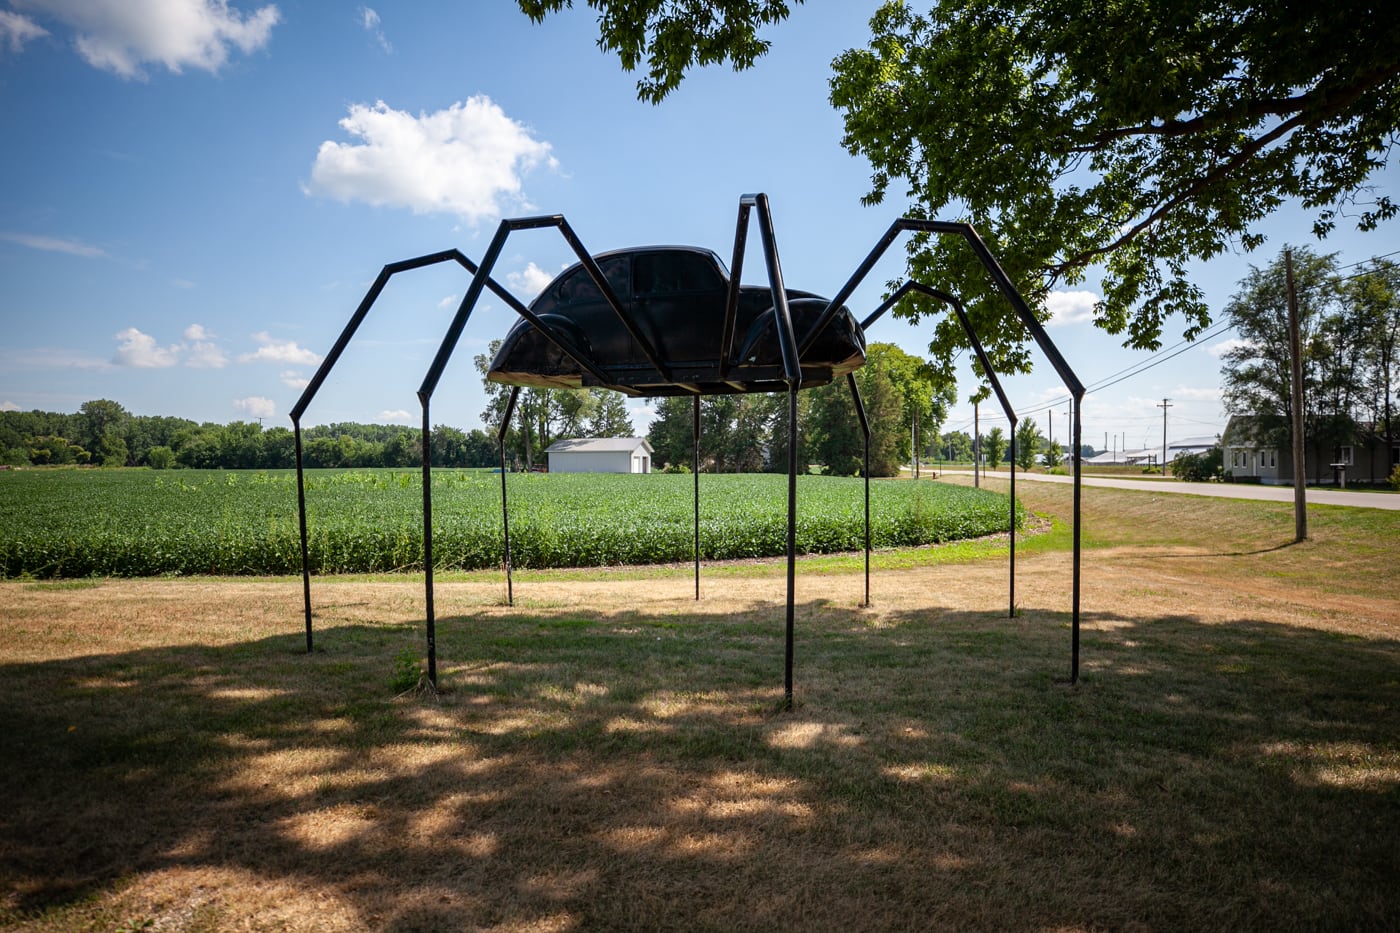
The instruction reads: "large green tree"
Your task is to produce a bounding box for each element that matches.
[523,0,1400,378]
[1345,259,1400,443]
[646,394,785,472]
[983,425,1007,468]
[807,353,906,476]
[1219,247,1341,449]
[1013,418,1040,470]
[1222,249,1400,462]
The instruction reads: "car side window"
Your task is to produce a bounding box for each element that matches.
[634,252,723,297]
[551,256,629,306]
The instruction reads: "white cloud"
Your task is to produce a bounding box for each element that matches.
[0,346,111,371]
[113,327,180,368]
[507,261,555,299]
[1,400,20,412]
[185,339,228,368]
[438,293,459,310]
[359,6,390,53]
[377,409,413,422]
[0,231,106,258]
[280,370,309,390]
[1045,290,1098,327]
[233,395,276,419]
[238,331,323,366]
[1171,385,1222,402]
[10,0,280,78]
[306,97,557,222]
[1207,337,1252,358]
[0,10,48,51]
[110,322,229,368]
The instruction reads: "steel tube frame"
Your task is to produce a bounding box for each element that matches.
[845,231,1083,679]
[864,282,1022,619]
[847,372,872,608]
[291,246,615,655]
[693,394,701,600]
[499,386,520,607]
[734,194,803,707]
[292,196,1086,697]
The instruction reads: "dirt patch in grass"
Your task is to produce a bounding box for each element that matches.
[3,486,1399,931]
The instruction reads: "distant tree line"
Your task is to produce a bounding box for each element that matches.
[4,341,974,476]
[475,341,636,471]
[0,400,501,470]
[645,342,953,477]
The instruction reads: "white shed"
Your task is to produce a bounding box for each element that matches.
[545,437,653,474]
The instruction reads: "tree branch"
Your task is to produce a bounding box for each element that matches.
[1051,110,1311,275]
[1067,63,1400,153]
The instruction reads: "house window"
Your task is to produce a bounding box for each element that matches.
[1232,450,1247,468]
[1261,450,1277,468]
[1333,445,1354,466]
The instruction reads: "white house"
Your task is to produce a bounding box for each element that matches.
[545,437,653,474]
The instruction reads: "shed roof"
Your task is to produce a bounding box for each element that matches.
[545,437,653,455]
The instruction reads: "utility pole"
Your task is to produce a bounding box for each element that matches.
[913,408,920,479]
[1048,408,1053,447]
[1285,248,1308,541]
[1157,398,1172,475]
[973,399,981,488]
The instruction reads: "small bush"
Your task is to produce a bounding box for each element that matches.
[391,649,423,693]
[1173,447,1224,482]
[1389,463,1400,492]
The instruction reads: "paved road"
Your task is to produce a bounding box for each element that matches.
[937,469,1400,510]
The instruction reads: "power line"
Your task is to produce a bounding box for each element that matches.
[1016,317,1236,413]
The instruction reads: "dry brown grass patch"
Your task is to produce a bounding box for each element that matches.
[3,484,1399,930]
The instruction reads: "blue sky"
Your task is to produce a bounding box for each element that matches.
[1,0,1395,452]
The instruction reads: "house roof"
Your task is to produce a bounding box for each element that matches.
[1084,436,1218,465]
[545,437,654,455]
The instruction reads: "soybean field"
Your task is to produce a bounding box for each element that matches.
[1,468,1021,578]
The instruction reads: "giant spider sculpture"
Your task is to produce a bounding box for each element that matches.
[291,194,1085,705]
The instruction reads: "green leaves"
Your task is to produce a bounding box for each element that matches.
[516,0,801,104]
[829,0,1400,360]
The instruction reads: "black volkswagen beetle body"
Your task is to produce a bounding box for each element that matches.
[487,246,865,396]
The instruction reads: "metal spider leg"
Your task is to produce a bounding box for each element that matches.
[693,394,701,600]
[865,282,1020,619]
[833,221,1085,684]
[291,249,523,655]
[731,193,803,708]
[499,386,521,608]
[414,214,674,688]
[846,372,872,608]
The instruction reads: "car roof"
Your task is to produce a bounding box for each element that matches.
[554,245,730,278]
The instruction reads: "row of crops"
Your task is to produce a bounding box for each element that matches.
[0,468,1022,578]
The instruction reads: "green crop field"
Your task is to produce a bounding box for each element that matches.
[0,468,1020,578]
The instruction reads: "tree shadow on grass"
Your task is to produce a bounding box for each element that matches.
[2,600,1398,930]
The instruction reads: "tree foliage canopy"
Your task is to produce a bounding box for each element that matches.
[1221,249,1400,449]
[522,0,1400,377]
[516,0,800,102]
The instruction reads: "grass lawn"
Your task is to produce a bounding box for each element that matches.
[1,480,1397,930]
